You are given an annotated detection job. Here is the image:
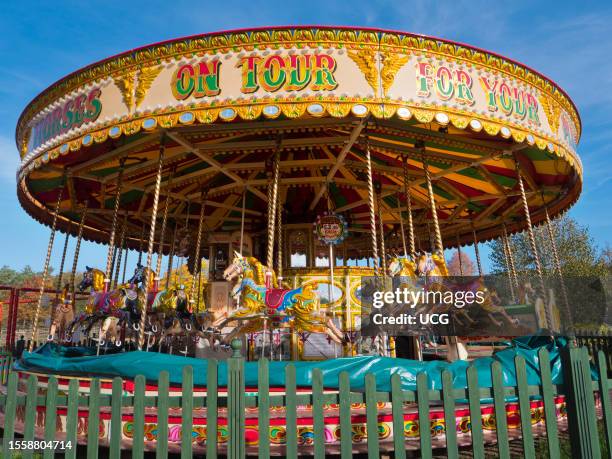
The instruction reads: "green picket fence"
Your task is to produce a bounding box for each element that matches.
[0,345,610,458]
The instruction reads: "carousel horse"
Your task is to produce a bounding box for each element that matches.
[127,263,156,291]
[468,278,520,327]
[152,284,198,342]
[66,266,139,343]
[412,252,471,361]
[48,284,74,342]
[215,252,344,344]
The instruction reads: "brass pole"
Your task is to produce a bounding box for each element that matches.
[403,155,416,259]
[138,139,165,350]
[276,191,283,280]
[423,155,444,256]
[113,215,127,288]
[155,171,174,279]
[396,193,408,259]
[191,190,207,312]
[70,204,88,306]
[266,149,281,272]
[515,160,551,328]
[365,140,379,273]
[105,158,126,288]
[49,231,70,333]
[472,226,483,277]
[502,223,518,303]
[30,186,64,350]
[239,188,246,254]
[543,199,573,329]
[166,223,178,290]
[377,191,387,277]
[456,235,464,276]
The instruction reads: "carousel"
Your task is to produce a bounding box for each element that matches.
[6,26,582,452]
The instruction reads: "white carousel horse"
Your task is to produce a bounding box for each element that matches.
[214,252,344,344]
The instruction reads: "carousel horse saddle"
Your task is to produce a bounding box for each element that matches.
[265,289,290,315]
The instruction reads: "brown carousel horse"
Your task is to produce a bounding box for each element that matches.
[214,252,344,344]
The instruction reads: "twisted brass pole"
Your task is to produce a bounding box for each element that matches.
[515,160,551,328]
[502,222,519,290]
[266,150,280,272]
[191,190,207,311]
[456,235,464,276]
[365,141,379,273]
[377,192,387,277]
[276,192,283,280]
[543,201,573,329]
[70,204,88,306]
[155,171,174,279]
[472,226,482,277]
[396,193,408,259]
[30,186,64,351]
[105,159,126,287]
[423,156,444,256]
[501,228,517,304]
[113,215,127,288]
[49,231,70,331]
[138,141,165,350]
[403,155,416,259]
[166,223,178,290]
[137,223,145,265]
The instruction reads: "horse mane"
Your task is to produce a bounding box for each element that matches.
[246,257,278,288]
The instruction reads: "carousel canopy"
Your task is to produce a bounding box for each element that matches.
[14,26,581,251]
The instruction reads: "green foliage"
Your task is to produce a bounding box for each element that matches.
[488,215,608,277]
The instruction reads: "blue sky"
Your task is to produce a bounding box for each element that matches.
[0,0,610,273]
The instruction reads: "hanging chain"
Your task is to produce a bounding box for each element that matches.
[138,139,165,350]
[30,185,64,350]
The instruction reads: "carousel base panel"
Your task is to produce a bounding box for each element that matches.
[1,376,588,454]
[3,336,597,453]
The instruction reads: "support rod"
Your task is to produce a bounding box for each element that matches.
[138,139,165,350]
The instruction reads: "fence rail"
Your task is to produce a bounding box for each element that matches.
[0,343,610,458]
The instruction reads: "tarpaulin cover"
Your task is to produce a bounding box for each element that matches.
[15,336,595,392]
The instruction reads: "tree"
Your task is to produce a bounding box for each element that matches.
[487,215,607,277]
[446,250,476,276]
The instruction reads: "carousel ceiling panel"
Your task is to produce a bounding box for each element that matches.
[14,26,583,249]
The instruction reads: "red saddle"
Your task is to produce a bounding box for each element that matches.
[265,289,290,315]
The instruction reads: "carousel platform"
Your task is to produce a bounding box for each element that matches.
[3,337,602,454]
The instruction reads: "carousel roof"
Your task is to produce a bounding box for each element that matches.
[14,26,582,251]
